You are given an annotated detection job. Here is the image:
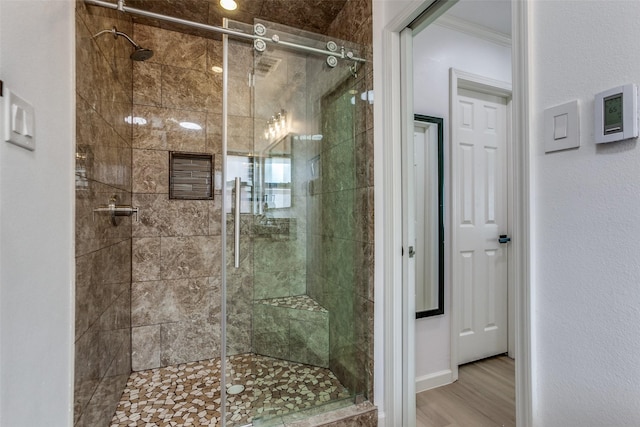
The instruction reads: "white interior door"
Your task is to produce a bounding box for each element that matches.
[453,87,509,365]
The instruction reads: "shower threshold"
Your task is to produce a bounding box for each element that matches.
[110,353,351,426]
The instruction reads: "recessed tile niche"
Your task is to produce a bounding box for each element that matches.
[169,152,214,200]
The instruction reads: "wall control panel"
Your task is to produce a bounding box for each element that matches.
[3,88,36,151]
[594,83,638,144]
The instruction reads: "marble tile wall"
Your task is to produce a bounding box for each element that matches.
[305,0,375,403]
[248,31,316,365]
[75,1,134,426]
[129,23,237,370]
[328,0,374,404]
[253,298,330,367]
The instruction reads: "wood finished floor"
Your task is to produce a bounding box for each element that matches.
[416,355,515,427]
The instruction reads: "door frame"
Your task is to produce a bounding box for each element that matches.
[376,1,532,426]
[449,69,513,381]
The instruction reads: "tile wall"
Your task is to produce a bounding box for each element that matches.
[327,0,375,402]
[128,24,230,370]
[247,25,315,364]
[128,0,375,398]
[304,66,373,401]
[74,2,134,426]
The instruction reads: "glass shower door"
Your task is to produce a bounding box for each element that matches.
[222,18,368,426]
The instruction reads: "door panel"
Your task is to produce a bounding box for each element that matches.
[455,88,508,365]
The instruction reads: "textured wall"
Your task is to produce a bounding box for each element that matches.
[129,24,229,370]
[531,1,640,425]
[74,2,133,425]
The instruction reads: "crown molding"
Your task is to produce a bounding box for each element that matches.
[434,14,511,47]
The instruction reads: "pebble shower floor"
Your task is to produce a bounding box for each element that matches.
[110,353,350,426]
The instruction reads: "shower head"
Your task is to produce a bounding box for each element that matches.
[93,26,154,61]
[130,47,154,62]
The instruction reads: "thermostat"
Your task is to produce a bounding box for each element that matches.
[594,83,638,144]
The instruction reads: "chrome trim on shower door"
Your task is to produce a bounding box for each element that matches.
[234,177,241,268]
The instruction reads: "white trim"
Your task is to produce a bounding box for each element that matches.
[69,0,78,419]
[454,69,513,97]
[378,3,439,425]
[415,369,454,393]
[512,1,533,425]
[506,94,516,359]
[386,0,438,32]
[449,68,512,380]
[380,25,405,427]
[400,27,416,427]
[435,15,511,47]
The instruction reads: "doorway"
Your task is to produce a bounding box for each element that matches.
[388,1,532,426]
[411,0,514,393]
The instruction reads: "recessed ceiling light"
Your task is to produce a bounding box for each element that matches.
[211,65,223,73]
[220,0,237,11]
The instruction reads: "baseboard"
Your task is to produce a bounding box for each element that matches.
[415,369,454,393]
[377,410,385,427]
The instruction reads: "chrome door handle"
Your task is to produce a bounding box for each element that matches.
[499,234,511,244]
[234,177,241,268]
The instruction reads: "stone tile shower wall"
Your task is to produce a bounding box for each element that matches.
[129,24,231,370]
[247,35,318,365]
[75,2,133,426]
[310,0,374,401]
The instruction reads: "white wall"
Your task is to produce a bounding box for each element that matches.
[531,1,640,425]
[0,0,75,425]
[413,23,511,383]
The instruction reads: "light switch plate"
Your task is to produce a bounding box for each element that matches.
[544,100,579,153]
[4,88,35,151]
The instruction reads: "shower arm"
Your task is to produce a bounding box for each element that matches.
[93,27,141,49]
[84,0,367,63]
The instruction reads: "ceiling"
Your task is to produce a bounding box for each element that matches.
[445,0,512,36]
[125,0,349,38]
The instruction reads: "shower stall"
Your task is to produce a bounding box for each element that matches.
[221,18,370,425]
[74,1,374,426]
